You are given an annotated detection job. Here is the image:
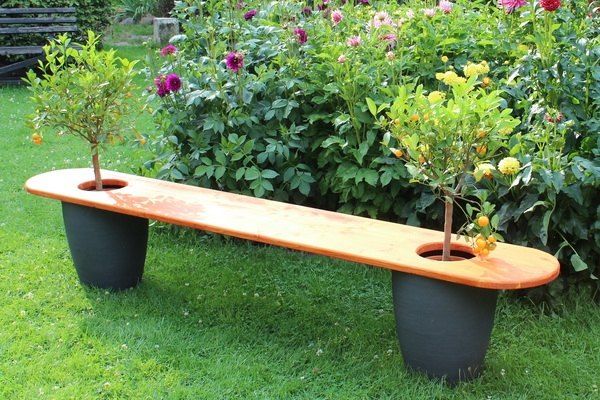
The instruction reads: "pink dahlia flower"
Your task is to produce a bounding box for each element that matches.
[540,0,561,11]
[243,9,257,20]
[160,44,177,56]
[499,0,528,12]
[165,73,182,92]
[423,8,436,17]
[331,10,343,25]
[347,36,361,47]
[154,75,169,97]
[294,28,308,44]
[438,0,454,13]
[372,11,393,28]
[225,51,244,73]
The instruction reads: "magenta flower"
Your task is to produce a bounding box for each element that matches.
[317,2,328,11]
[160,44,177,56]
[331,10,343,25]
[154,75,169,97]
[165,73,182,92]
[347,36,361,47]
[225,51,244,73]
[294,28,308,44]
[540,0,561,11]
[499,0,527,12]
[337,54,347,63]
[381,33,397,43]
[244,9,257,20]
[358,0,370,5]
[302,7,312,16]
[438,0,453,13]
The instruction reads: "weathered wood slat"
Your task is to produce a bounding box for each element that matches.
[25,168,561,290]
[0,8,76,15]
[0,55,41,75]
[0,17,77,24]
[0,25,78,35]
[0,45,43,55]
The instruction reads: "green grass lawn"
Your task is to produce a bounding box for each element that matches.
[0,46,599,400]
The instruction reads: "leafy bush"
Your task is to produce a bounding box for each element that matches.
[146,0,599,294]
[26,32,139,190]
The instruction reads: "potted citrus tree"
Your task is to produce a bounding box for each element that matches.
[369,61,521,383]
[25,31,148,290]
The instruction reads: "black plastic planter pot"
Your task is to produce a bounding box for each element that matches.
[392,271,498,384]
[62,202,149,290]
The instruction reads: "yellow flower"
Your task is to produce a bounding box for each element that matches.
[441,55,449,63]
[498,157,521,175]
[474,163,495,180]
[436,70,466,86]
[517,44,529,53]
[464,61,490,78]
[427,91,446,103]
[482,77,492,88]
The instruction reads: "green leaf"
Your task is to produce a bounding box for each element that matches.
[366,97,377,117]
[244,167,260,181]
[235,167,245,181]
[261,169,279,179]
[570,254,588,272]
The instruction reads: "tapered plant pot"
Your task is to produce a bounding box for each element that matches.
[61,179,148,290]
[392,243,498,384]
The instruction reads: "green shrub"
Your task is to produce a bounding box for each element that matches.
[145,0,599,293]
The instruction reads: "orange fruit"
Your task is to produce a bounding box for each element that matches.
[418,154,426,164]
[409,114,420,122]
[488,243,497,251]
[472,246,481,255]
[477,216,489,227]
[390,148,403,158]
[476,130,487,139]
[476,238,487,249]
[480,248,490,257]
[487,235,496,243]
[476,145,487,156]
[32,133,42,145]
[481,77,491,88]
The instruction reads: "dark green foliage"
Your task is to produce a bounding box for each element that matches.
[146,1,599,294]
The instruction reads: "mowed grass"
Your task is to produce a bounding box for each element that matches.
[0,47,599,400]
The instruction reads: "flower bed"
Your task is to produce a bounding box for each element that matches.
[145,0,599,292]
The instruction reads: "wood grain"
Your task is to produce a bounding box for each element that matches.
[25,169,561,290]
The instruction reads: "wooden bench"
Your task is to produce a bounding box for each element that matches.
[0,7,77,84]
[25,168,560,383]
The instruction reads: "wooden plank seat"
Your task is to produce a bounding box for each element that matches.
[0,7,77,84]
[25,168,560,290]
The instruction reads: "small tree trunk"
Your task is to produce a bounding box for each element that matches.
[442,196,454,261]
[91,144,103,191]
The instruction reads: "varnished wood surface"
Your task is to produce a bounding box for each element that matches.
[25,169,560,290]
